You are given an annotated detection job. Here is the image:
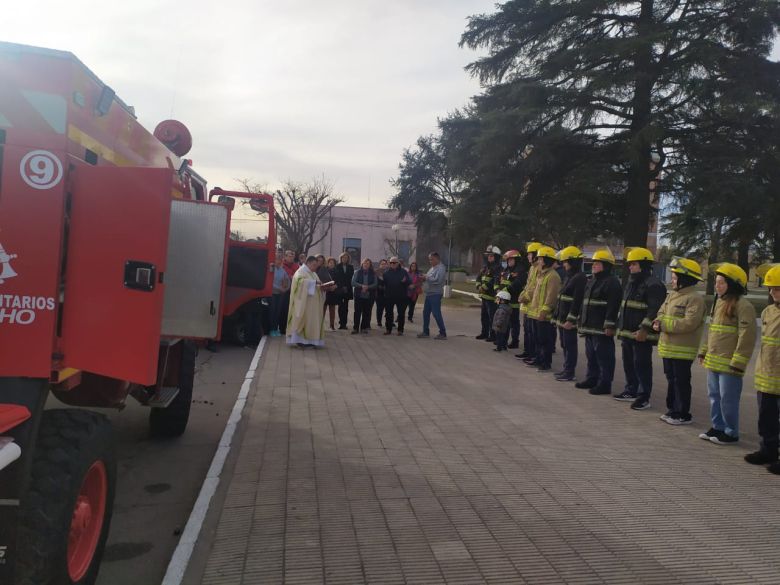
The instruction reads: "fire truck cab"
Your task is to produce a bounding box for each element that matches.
[0,41,262,585]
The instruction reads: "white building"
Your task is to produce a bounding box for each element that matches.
[311,206,418,266]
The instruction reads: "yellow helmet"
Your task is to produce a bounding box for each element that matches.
[558,245,584,262]
[711,262,747,288]
[526,242,543,254]
[590,248,615,264]
[625,247,654,262]
[669,256,703,281]
[757,264,780,287]
[536,246,557,260]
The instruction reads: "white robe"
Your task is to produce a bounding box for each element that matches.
[286,265,325,346]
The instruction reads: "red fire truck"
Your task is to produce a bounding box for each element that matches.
[0,41,272,584]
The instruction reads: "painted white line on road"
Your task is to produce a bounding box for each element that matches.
[161,336,267,585]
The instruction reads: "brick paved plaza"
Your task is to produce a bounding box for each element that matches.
[193,304,780,585]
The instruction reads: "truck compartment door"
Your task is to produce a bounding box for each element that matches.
[161,200,229,339]
[60,166,174,386]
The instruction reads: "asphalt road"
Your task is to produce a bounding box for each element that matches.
[44,344,257,585]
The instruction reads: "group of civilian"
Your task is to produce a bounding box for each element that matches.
[269,250,449,341]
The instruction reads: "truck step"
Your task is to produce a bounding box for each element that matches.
[147,387,180,408]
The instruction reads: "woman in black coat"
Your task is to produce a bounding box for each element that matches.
[334,252,355,330]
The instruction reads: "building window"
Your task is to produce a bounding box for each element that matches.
[343,238,361,266]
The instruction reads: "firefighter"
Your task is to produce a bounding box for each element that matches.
[476,245,502,342]
[698,263,756,445]
[500,249,528,349]
[553,246,587,382]
[525,246,561,371]
[576,249,623,395]
[745,264,780,474]
[614,247,667,410]
[516,242,543,359]
[652,257,706,425]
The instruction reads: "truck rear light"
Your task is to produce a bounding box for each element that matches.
[0,437,21,472]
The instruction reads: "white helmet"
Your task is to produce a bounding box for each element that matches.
[485,245,501,255]
[496,290,511,301]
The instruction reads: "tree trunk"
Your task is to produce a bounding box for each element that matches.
[736,237,750,275]
[773,225,780,262]
[706,217,724,295]
[623,0,655,248]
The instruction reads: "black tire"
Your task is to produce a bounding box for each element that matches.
[149,340,196,438]
[16,409,116,585]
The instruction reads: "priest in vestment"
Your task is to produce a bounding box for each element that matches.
[286,256,326,347]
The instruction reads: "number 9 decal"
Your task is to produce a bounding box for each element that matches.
[19,150,64,190]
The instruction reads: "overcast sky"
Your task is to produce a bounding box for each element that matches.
[5,2,778,208]
[5,0,495,207]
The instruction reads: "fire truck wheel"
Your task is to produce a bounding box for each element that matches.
[16,409,116,585]
[149,340,196,438]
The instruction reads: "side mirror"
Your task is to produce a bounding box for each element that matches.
[249,199,269,213]
[217,195,235,210]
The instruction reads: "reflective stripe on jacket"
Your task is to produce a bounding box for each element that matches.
[656,285,705,361]
[578,272,622,335]
[528,267,561,322]
[699,296,756,376]
[520,264,539,314]
[756,303,780,394]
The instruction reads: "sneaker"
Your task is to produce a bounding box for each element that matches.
[434,334,447,340]
[476,334,487,340]
[698,428,719,440]
[575,380,596,389]
[556,374,575,382]
[613,391,636,402]
[744,450,778,465]
[710,431,738,445]
[630,398,651,410]
[768,461,780,475]
[417,333,430,338]
[589,387,611,395]
[666,416,693,426]
[659,412,673,422]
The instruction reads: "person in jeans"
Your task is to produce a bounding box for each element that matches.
[270,254,291,337]
[745,264,780,474]
[652,257,706,425]
[406,262,424,322]
[382,257,410,335]
[279,250,299,335]
[334,252,354,329]
[351,258,377,334]
[417,252,447,340]
[698,263,756,445]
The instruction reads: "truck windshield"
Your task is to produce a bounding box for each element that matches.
[229,198,269,243]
